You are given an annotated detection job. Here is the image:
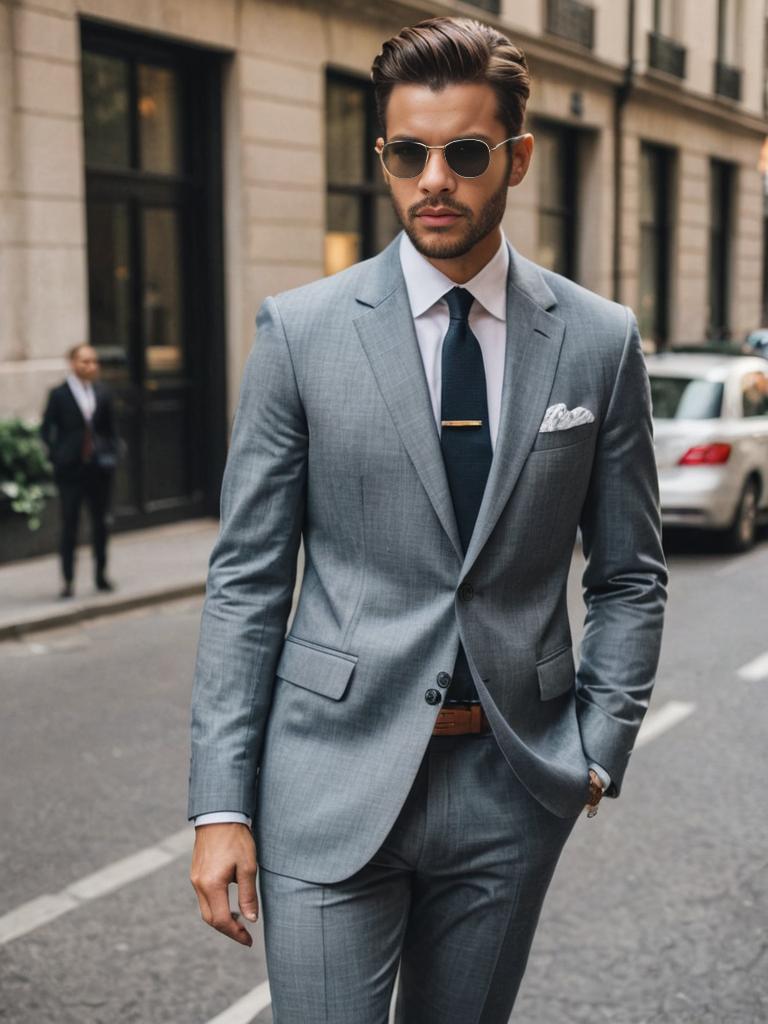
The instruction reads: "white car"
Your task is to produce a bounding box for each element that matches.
[645,352,768,551]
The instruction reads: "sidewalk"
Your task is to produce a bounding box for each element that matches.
[0,518,220,640]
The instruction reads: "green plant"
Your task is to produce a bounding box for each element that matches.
[0,418,54,530]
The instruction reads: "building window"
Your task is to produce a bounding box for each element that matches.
[715,0,743,100]
[546,0,595,51]
[709,160,735,339]
[536,124,577,280]
[462,0,500,11]
[648,0,686,78]
[639,144,673,349]
[81,22,226,522]
[325,71,400,276]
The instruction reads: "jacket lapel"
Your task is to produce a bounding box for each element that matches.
[353,239,463,561]
[461,245,566,577]
[63,380,87,425]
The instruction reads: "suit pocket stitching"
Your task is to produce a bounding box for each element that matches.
[283,634,358,664]
[530,432,592,454]
[536,643,572,666]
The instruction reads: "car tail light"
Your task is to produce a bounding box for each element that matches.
[678,443,732,465]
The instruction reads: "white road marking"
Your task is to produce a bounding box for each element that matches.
[0,826,193,946]
[737,650,768,683]
[635,700,695,748]
[205,982,271,1024]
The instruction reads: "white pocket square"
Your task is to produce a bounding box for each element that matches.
[539,403,595,433]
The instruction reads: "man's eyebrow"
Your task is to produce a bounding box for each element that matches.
[386,132,494,144]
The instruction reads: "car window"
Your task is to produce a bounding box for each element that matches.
[649,377,723,419]
[741,372,768,417]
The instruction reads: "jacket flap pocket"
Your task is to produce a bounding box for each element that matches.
[275,636,358,701]
[536,646,575,700]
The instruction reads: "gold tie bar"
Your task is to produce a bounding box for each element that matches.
[441,420,483,427]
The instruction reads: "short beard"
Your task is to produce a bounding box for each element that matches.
[389,173,509,261]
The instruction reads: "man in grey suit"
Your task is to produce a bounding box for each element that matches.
[189,15,667,1022]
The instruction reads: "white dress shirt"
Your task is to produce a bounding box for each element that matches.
[66,373,96,422]
[194,230,608,829]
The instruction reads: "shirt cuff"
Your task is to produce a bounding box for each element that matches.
[193,811,252,828]
[589,762,611,792]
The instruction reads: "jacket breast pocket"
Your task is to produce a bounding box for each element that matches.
[536,646,575,700]
[530,421,595,453]
[275,635,358,701]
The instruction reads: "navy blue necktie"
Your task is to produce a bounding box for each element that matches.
[440,287,493,703]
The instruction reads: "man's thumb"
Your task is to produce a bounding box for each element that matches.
[237,867,259,921]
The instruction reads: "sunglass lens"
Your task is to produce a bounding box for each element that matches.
[382,142,426,178]
[445,140,490,177]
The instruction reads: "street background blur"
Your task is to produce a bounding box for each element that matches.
[1,1,768,1022]
[2,0,768,560]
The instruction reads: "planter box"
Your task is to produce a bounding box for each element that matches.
[0,495,61,564]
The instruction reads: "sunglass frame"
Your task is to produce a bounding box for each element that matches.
[375,135,526,179]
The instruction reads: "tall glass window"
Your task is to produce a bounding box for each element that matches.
[709,160,735,338]
[536,123,577,280]
[81,22,225,524]
[325,72,400,276]
[639,143,673,348]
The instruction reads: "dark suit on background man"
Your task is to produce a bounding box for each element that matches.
[41,361,118,594]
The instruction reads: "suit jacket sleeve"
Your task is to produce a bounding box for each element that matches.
[40,389,57,452]
[576,307,668,796]
[187,296,308,820]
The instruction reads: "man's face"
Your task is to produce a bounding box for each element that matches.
[376,82,533,261]
[70,346,100,382]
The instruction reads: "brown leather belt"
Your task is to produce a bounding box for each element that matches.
[432,703,491,736]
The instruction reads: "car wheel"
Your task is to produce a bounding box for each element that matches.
[723,478,759,553]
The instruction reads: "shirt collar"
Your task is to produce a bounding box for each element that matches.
[67,373,94,397]
[399,228,509,321]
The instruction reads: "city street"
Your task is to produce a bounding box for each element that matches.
[1,534,767,1024]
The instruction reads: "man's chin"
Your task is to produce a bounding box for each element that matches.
[406,221,477,260]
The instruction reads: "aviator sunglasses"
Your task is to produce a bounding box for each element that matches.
[375,135,526,179]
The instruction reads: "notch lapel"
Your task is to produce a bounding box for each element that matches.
[353,242,463,561]
[461,248,566,577]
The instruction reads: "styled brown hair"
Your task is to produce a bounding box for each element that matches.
[371,16,530,139]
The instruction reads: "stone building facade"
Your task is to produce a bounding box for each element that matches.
[0,0,766,543]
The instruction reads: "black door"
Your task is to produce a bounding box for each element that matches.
[81,22,227,526]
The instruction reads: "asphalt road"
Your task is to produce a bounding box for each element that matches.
[1,532,767,1024]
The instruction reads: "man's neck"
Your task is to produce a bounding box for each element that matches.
[423,227,503,285]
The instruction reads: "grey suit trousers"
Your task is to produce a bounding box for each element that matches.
[258,731,578,1024]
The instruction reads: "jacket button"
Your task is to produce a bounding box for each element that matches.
[424,688,442,705]
[437,672,452,688]
[458,582,474,602]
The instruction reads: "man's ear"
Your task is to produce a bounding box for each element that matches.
[507,133,534,188]
[375,136,390,183]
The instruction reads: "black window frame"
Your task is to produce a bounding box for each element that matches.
[535,121,578,282]
[639,142,674,349]
[325,68,396,271]
[709,159,735,339]
[80,18,227,523]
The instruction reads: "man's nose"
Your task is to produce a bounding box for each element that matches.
[417,148,455,194]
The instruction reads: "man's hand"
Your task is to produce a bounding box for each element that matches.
[585,769,605,818]
[190,823,258,947]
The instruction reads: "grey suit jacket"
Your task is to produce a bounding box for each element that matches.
[188,232,668,884]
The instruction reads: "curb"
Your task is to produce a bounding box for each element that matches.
[0,581,205,642]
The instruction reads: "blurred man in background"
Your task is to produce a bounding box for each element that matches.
[41,343,118,598]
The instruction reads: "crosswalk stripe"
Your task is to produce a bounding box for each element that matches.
[0,826,193,946]
[635,700,695,748]
[737,650,768,682]
[205,981,272,1024]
